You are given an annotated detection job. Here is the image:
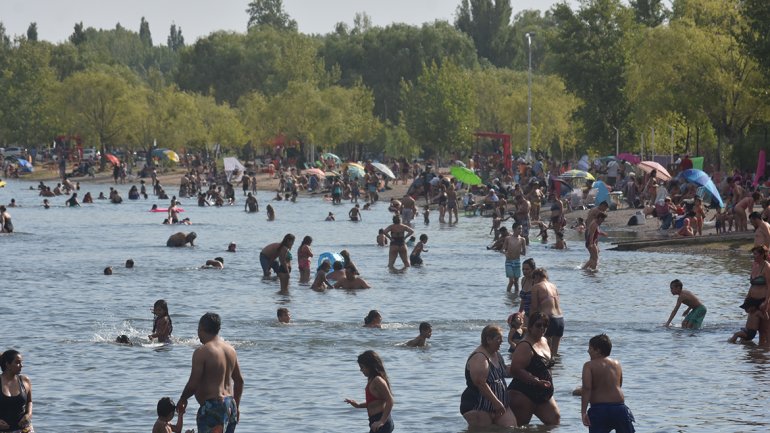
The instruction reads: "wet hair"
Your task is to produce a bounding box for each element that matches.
[277,307,289,319]
[364,310,381,325]
[186,232,197,241]
[125,259,134,268]
[332,261,343,271]
[115,335,131,345]
[214,257,224,264]
[199,312,221,335]
[670,279,683,289]
[357,350,390,386]
[480,325,503,347]
[589,334,612,356]
[157,397,176,418]
[750,211,762,220]
[512,222,521,230]
[419,322,432,333]
[281,233,295,247]
[153,300,173,335]
[419,234,428,242]
[301,235,313,246]
[318,260,331,271]
[528,311,550,328]
[532,267,549,281]
[392,215,401,224]
[104,266,113,275]
[0,350,20,372]
[340,250,351,260]
[522,258,536,270]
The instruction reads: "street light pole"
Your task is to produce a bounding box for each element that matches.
[669,126,675,164]
[613,126,619,156]
[525,32,535,162]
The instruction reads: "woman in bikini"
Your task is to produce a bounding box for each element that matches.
[747,245,770,346]
[460,325,517,428]
[383,215,414,269]
[297,236,314,284]
[344,350,394,433]
[507,312,560,426]
[0,350,33,432]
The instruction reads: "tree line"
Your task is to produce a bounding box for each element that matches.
[1,0,769,169]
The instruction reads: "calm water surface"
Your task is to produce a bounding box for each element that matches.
[0,179,767,432]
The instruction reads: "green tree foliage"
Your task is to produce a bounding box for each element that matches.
[508,10,558,72]
[629,0,669,27]
[454,0,513,66]
[70,22,87,45]
[320,22,479,122]
[26,22,38,42]
[167,24,185,52]
[246,0,297,31]
[551,0,634,154]
[0,23,10,49]
[0,40,59,145]
[740,0,770,76]
[402,60,477,158]
[139,17,152,47]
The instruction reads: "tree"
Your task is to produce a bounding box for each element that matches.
[629,0,669,27]
[167,23,184,52]
[741,0,770,76]
[401,60,477,158]
[139,17,152,47]
[455,0,513,66]
[246,0,297,31]
[70,22,87,45]
[550,0,635,154]
[26,22,38,41]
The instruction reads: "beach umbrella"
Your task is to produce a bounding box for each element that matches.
[0,180,6,188]
[16,158,33,172]
[105,153,120,166]
[450,166,482,186]
[453,160,467,167]
[304,168,326,178]
[616,152,641,164]
[321,153,341,163]
[551,178,573,192]
[560,169,595,181]
[677,169,724,209]
[342,162,365,178]
[637,161,671,181]
[371,162,395,179]
[151,148,179,162]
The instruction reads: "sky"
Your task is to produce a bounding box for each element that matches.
[1,0,574,45]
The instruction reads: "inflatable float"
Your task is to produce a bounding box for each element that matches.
[317,252,344,268]
[150,207,184,213]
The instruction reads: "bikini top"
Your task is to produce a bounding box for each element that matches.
[750,275,767,286]
[365,379,382,404]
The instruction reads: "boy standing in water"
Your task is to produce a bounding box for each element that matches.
[152,397,188,433]
[581,334,635,433]
[664,279,707,329]
[502,223,526,294]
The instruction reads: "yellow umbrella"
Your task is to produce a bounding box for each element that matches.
[164,150,180,163]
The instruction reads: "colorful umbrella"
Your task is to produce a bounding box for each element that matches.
[152,148,180,163]
[677,169,724,209]
[637,161,671,181]
[560,170,595,181]
[105,153,120,166]
[616,153,641,164]
[16,158,33,172]
[321,153,341,163]
[371,162,395,179]
[450,166,482,186]
[304,168,326,178]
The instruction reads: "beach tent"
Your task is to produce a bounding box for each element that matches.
[223,157,246,182]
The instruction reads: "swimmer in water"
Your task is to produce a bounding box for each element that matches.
[202,257,224,269]
[149,299,173,343]
[363,310,382,328]
[266,204,275,221]
[405,322,432,347]
[310,261,332,291]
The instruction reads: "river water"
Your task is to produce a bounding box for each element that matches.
[0,178,767,432]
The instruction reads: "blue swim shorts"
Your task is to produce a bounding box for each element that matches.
[197,396,238,433]
[505,258,522,279]
[587,402,635,433]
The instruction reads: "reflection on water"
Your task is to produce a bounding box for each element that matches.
[0,178,768,432]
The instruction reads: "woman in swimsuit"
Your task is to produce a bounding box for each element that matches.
[747,245,770,346]
[518,258,537,319]
[297,236,313,284]
[0,206,12,233]
[277,235,295,292]
[383,215,414,269]
[344,350,394,433]
[507,312,560,426]
[0,350,33,432]
[460,325,517,428]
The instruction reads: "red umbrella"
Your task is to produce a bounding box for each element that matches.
[105,153,120,166]
[616,152,641,164]
[637,161,671,181]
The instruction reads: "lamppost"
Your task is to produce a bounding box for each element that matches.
[525,32,535,162]
[612,126,619,156]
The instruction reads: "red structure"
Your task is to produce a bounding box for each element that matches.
[473,132,512,172]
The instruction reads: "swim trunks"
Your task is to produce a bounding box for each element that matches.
[587,402,635,433]
[505,259,522,279]
[368,412,394,433]
[197,397,237,433]
[684,305,707,329]
[409,254,423,266]
[545,316,565,338]
[259,252,280,276]
[520,217,531,238]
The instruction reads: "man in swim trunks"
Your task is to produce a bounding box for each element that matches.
[581,334,635,433]
[179,312,243,433]
[513,195,531,245]
[502,223,527,295]
[750,212,770,249]
[400,194,417,224]
[664,279,707,329]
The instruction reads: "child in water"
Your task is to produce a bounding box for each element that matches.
[325,212,335,221]
[729,298,761,343]
[152,397,189,433]
[149,299,173,343]
[377,229,388,246]
[266,204,275,221]
[507,312,525,352]
[409,234,428,266]
[423,205,430,224]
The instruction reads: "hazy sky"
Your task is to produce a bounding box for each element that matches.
[1,0,573,44]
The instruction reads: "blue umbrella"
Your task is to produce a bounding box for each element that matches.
[16,158,33,172]
[677,169,724,209]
